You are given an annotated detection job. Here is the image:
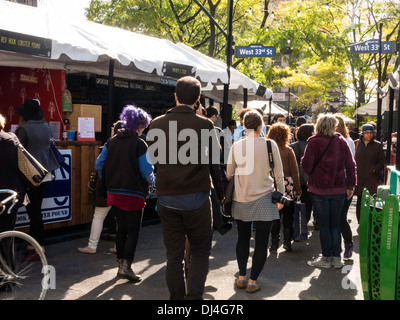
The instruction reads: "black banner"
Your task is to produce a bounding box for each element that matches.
[162,61,196,79]
[0,29,52,57]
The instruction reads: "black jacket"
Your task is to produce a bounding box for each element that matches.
[101,129,153,199]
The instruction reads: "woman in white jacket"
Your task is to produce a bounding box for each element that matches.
[227,110,285,294]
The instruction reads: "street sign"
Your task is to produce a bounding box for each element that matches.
[351,40,396,54]
[235,44,275,58]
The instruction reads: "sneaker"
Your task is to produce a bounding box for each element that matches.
[109,246,117,254]
[235,277,247,289]
[307,256,332,269]
[343,243,353,260]
[78,246,96,254]
[246,283,261,293]
[332,256,344,269]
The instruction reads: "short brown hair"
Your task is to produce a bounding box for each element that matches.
[175,76,201,105]
[243,110,262,131]
[296,124,314,141]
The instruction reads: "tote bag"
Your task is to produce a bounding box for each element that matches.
[293,200,308,241]
[9,133,48,189]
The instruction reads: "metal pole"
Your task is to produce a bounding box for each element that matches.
[385,88,394,165]
[268,97,272,125]
[396,85,400,170]
[107,59,115,139]
[377,22,383,140]
[222,0,234,129]
[243,88,248,108]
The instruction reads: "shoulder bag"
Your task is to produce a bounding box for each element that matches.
[9,132,48,189]
[310,136,335,174]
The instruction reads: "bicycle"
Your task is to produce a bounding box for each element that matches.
[0,189,49,300]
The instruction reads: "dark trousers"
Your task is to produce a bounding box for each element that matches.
[113,206,143,262]
[236,220,272,280]
[26,183,47,246]
[157,198,213,300]
[312,193,345,257]
[340,196,353,245]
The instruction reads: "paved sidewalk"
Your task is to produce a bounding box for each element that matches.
[43,198,363,300]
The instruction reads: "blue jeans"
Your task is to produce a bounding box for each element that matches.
[312,193,345,257]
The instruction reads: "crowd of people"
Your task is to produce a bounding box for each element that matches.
[0,75,386,299]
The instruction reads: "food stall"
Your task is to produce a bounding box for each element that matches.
[0,0,270,231]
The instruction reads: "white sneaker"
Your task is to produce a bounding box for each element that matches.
[332,256,344,269]
[78,246,96,254]
[307,256,332,269]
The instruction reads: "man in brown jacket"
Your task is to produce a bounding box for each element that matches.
[354,124,385,223]
[147,76,221,300]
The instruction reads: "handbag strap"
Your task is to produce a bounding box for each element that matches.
[266,139,277,190]
[311,135,335,174]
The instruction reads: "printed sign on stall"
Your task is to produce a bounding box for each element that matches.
[16,149,72,228]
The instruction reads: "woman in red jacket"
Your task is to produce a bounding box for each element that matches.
[301,114,356,269]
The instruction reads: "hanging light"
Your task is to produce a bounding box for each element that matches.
[297,10,301,17]
[270,11,275,19]
[248,7,252,14]
[325,2,329,10]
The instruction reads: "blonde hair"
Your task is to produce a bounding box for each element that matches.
[315,114,338,137]
[0,114,5,130]
[334,114,349,138]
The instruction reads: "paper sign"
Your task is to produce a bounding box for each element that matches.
[77,117,95,141]
[49,121,61,140]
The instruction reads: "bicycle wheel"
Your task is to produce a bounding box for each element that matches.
[0,230,49,300]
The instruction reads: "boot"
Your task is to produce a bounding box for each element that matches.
[117,259,142,282]
[283,228,292,252]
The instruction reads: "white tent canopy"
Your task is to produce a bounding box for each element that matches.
[357,95,392,116]
[0,0,269,104]
[236,99,289,115]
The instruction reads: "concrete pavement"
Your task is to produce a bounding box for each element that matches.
[43,198,363,300]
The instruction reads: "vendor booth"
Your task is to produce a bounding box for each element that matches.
[0,0,271,230]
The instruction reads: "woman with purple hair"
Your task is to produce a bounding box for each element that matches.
[96,105,154,282]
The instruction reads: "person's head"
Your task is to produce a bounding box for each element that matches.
[228,119,237,134]
[334,114,349,138]
[296,116,307,127]
[296,123,314,141]
[0,114,6,131]
[272,113,286,124]
[243,110,263,134]
[16,98,44,121]
[266,122,291,147]
[206,106,219,123]
[120,105,152,135]
[175,76,201,107]
[111,120,125,136]
[361,123,375,142]
[238,108,252,125]
[315,114,338,137]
